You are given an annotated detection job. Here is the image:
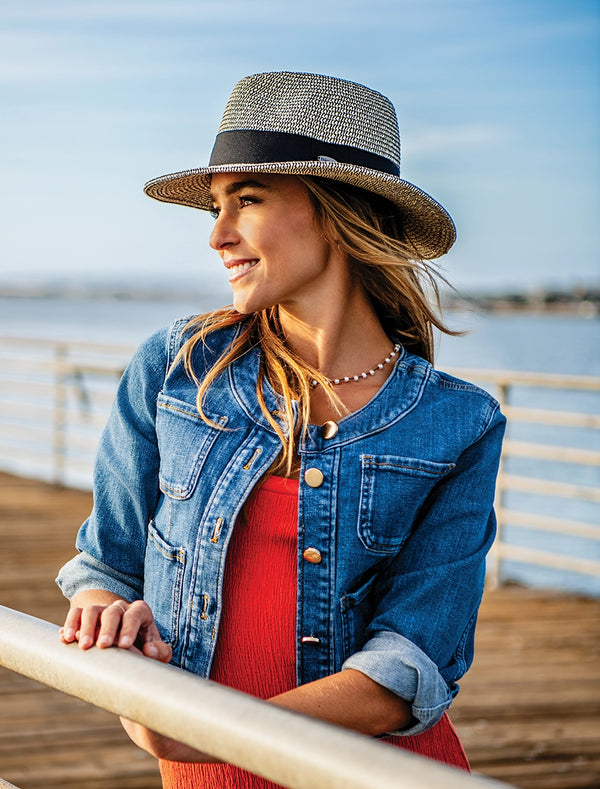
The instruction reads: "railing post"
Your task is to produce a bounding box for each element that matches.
[52,343,68,486]
[488,381,509,589]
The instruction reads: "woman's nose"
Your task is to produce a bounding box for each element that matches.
[209,212,239,251]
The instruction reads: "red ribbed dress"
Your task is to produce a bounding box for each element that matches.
[160,476,468,788]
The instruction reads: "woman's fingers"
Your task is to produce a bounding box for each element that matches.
[60,599,172,662]
[114,600,172,662]
[117,599,154,648]
[96,600,130,648]
[60,605,83,643]
[124,600,173,663]
[70,604,107,649]
[142,639,173,663]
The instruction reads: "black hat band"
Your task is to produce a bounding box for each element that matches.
[209,129,399,176]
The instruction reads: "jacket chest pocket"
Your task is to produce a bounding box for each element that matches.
[358,454,455,554]
[156,393,227,500]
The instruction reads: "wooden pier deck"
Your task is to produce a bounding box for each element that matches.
[0,471,598,788]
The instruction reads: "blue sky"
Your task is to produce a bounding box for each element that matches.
[1,0,599,294]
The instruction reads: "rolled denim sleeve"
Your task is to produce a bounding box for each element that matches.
[343,401,506,735]
[57,551,144,602]
[56,326,172,601]
[342,631,452,735]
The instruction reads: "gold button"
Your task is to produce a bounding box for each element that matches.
[303,547,322,564]
[304,468,324,488]
[321,420,338,440]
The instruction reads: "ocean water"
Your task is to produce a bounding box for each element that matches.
[0,297,598,595]
[1,295,598,375]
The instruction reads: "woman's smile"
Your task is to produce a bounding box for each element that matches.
[225,258,259,282]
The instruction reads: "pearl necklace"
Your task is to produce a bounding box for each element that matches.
[310,344,402,387]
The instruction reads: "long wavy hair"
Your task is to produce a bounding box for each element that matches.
[175,176,458,474]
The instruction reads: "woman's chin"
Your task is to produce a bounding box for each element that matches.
[231,292,272,315]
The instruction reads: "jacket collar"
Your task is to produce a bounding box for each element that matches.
[229,342,430,447]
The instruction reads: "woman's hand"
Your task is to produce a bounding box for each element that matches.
[60,594,172,663]
[61,593,215,760]
[119,717,219,763]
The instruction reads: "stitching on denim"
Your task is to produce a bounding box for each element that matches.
[148,531,185,563]
[242,447,263,470]
[364,456,455,476]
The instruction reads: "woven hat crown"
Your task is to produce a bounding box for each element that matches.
[218,72,401,169]
[144,71,456,259]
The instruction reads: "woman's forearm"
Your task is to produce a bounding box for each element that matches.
[270,668,412,737]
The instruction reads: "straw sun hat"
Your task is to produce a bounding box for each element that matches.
[144,72,456,260]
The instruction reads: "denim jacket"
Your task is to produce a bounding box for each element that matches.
[57,318,505,735]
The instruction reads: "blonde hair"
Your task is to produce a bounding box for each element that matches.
[177,176,458,474]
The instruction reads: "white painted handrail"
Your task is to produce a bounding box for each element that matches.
[445,365,600,589]
[0,605,509,789]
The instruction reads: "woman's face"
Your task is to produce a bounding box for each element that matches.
[209,173,341,315]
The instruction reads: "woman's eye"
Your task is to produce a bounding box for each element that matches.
[239,195,257,207]
[209,206,220,219]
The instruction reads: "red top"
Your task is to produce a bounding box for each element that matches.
[160,476,468,788]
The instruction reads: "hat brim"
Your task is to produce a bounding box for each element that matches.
[143,160,456,260]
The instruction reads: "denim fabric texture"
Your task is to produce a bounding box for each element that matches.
[57,318,506,735]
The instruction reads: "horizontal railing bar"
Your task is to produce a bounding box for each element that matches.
[0,606,507,789]
[0,778,21,788]
[0,406,109,430]
[0,335,137,355]
[0,447,94,473]
[504,406,600,429]
[0,444,58,460]
[500,473,600,502]
[0,387,117,410]
[0,423,100,445]
[502,439,600,465]
[445,367,600,391]
[55,363,126,377]
[0,379,56,395]
[0,401,56,421]
[1,358,126,377]
[496,544,600,576]
[497,508,600,540]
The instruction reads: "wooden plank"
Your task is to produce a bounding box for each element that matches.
[450,583,600,789]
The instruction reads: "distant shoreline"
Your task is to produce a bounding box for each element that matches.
[0,283,598,318]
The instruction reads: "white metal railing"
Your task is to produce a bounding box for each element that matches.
[446,368,600,588]
[0,336,135,487]
[0,337,599,588]
[0,605,509,789]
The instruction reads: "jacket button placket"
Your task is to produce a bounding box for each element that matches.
[298,457,334,682]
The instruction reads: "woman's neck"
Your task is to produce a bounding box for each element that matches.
[278,287,393,381]
[277,285,398,425]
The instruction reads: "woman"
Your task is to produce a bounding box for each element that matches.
[57,72,505,786]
